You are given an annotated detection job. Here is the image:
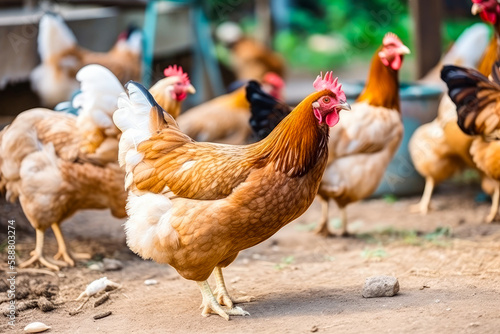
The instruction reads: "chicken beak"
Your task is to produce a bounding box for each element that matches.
[397,45,411,55]
[471,3,482,15]
[335,101,351,112]
[186,84,196,94]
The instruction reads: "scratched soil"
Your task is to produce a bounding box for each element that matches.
[1,182,500,334]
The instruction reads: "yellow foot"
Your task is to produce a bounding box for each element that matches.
[485,213,500,223]
[20,251,68,271]
[201,302,250,320]
[214,288,254,308]
[314,222,333,237]
[410,203,430,215]
[53,250,91,267]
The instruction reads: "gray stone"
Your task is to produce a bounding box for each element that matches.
[362,276,399,298]
[103,258,123,271]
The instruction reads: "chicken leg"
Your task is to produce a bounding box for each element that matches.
[19,229,66,271]
[197,280,249,320]
[51,223,91,266]
[410,176,435,215]
[339,207,350,237]
[486,183,500,223]
[213,266,254,308]
[314,196,333,237]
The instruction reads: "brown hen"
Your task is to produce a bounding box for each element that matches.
[113,73,349,320]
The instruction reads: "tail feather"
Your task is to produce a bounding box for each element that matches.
[73,64,125,130]
[441,63,500,136]
[37,13,76,62]
[246,80,292,141]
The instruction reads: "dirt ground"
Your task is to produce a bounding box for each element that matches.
[1,183,500,334]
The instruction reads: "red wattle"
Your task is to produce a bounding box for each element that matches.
[391,55,402,71]
[326,112,339,127]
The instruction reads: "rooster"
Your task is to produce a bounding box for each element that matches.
[176,72,283,144]
[112,73,350,320]
[409,0,500,217]
[441,62,500,222]
[0,65,193,270]
[248,33,408,237]
[30,13,142,107]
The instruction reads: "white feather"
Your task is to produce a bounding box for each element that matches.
[72,65,124,136]
[442,23,491,68]
[37,14,76,62]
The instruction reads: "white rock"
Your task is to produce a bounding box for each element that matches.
[362,276,399,298]
[144,279,158,286]
[88,262,104,272]
[24,322,51,333]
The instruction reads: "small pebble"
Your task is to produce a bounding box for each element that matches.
[310,325,318,332]
[435,299,441,303]
[24,322,51,333]
[88,262,105,272]
[251,253,262,260]
[93,311,112,320]
[362,276,399,298]
[38,296,55,312]
[103,258,123,271]
[144,279,158,286]
[446,308,451,311]
[69,310,81,316]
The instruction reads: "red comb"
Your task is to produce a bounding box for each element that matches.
[163,65,191,85]
[313,71,346,101]
[263,72,284,89]
[383,32,404,47]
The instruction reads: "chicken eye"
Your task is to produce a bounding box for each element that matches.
[323,97,331,103]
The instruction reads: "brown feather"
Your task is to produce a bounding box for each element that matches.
[356,48,400,111]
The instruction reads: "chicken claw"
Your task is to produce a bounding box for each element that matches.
[52,223,91,267]
[213,267,254,307]
[314,221,333,237]
[20,229,66,271]
[197,281,249,321]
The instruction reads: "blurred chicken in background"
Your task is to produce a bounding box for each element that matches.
[0,64,194,270]
[442,62,500,222]
[216,22,286,82]
[30,13,142,108]
[409,1,499,218]
[248,33,409,237]
[419,23,491,88]
[177,72,284,145]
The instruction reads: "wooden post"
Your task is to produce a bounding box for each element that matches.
[410,0,443,78]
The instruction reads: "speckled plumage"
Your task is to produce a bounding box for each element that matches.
[114,83,335,282]
[0,108,128,233]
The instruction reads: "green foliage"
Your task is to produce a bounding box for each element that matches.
[274,255,295,270]
[274,0,412,71]
[361,247,388,260]
[357,226,452,247]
